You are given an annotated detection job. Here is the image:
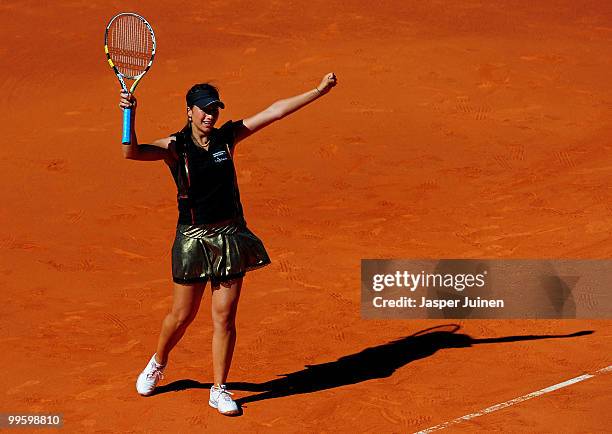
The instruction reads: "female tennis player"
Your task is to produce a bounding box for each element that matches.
[119,72,337,415]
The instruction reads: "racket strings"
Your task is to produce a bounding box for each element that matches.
[108,15,153,78]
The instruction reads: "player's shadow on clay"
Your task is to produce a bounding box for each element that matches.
[231,325,593,404]
[154,324,593,405]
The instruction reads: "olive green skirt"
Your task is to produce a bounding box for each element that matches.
[171,217,270,285]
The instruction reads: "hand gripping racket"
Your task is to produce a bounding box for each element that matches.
[104,13,156,144]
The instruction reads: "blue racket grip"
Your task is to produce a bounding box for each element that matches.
[122,107,132,144]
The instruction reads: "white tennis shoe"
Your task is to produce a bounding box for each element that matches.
[209,384,239,415]
[136,354,165,396]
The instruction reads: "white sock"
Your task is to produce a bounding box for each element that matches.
[152,354,165,368]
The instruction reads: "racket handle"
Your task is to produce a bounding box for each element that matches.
[122,108,132,144]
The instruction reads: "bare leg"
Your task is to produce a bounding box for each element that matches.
[155,281,205,365]
[211,278,243,385]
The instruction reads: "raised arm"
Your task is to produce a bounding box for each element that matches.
[235,72,338,144]
[119,91,177,164]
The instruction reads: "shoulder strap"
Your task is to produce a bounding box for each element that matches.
[172,126,191,154]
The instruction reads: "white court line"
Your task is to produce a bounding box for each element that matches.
[415,365,612,433]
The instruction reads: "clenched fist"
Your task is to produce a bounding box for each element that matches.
[316,72,338,95]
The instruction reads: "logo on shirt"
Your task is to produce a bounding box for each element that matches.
[212,149,230,163]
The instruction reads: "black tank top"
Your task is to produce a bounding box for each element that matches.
[169,120,244,225]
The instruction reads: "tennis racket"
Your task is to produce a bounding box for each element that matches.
[104,12,156,144]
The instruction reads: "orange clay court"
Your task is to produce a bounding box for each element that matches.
[1,1,611,432]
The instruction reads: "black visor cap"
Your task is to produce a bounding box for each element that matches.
[187,87,225,110]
